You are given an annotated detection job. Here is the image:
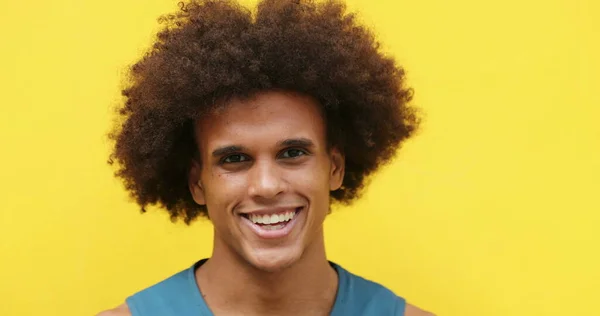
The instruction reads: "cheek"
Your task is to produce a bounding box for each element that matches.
[204,172,247,216]
[287,162,331,199]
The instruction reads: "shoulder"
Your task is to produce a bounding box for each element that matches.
[96,303,131,316]
[334,263,404,313]
[333,263,435,315]
[404,303,436,316]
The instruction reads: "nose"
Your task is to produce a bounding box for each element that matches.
[247,159,286,200]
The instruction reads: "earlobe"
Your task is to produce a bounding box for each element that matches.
[188,160,206,205]
[329,149,345,191]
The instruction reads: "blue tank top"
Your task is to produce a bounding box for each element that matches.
[126,259,406,315]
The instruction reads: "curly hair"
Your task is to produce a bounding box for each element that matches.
[108,0,420,224]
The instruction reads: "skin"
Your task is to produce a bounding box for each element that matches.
[98,91,434,316]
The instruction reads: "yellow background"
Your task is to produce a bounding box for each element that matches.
[1,0,598,315]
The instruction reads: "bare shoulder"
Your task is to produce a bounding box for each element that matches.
[405,303,436,316]
[96,303,131,316]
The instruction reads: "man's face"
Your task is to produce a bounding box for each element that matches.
[189,91,344,272]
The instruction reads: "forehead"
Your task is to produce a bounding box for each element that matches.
[194,91,326,150]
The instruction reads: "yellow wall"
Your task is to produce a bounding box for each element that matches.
[1,0,598,315]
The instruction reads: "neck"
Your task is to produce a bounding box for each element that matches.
[196,230,338,315]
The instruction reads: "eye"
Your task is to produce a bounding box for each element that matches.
[222,154,249,164]
[280,148,307,159]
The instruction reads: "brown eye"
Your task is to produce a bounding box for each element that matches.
[222,154,249,164]
[281,148,307,159]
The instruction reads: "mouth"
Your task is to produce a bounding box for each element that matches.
[240,207,303,239]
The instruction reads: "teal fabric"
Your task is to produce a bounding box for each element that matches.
[126,259,405,315]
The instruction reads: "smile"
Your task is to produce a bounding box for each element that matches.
[240,207,303,238]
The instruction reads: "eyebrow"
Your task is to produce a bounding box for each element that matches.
[212,145,245,158]
[277,138,315,148]
[211,138,315,158]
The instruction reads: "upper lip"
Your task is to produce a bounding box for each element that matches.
[239,206,303,216]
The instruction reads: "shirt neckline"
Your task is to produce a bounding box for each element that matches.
[187,259,347,315]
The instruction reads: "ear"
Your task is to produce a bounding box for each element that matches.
[329,147,345,191]
[188,159,206,205]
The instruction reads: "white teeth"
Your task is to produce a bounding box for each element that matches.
[247,210,298,225]
[250,214,262,224]
[264,224,285,230]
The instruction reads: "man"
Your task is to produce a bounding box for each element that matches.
[100,0,433,315]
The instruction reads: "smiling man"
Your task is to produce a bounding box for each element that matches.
[100,0,433,315]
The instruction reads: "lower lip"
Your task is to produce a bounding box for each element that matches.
[241,208,303,239]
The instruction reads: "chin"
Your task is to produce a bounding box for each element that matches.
[245,247,303,273]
